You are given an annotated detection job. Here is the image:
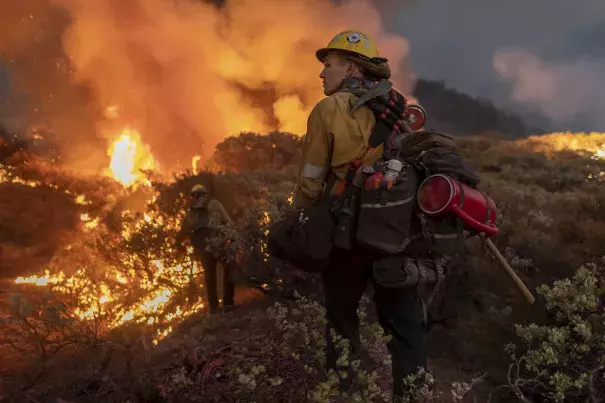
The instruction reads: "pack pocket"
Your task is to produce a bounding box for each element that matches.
[356,166,418,255]
[423,214,462,256]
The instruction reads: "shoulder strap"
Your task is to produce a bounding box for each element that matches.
[351,80,393,113]
[325,78,404,197]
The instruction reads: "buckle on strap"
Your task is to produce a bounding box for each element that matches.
[334,159,364,196]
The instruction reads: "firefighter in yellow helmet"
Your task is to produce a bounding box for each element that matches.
[175,184,236,314]
[294,30,427,400]
[296,30,394,208]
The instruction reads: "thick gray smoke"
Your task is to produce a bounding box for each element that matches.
[380,0,605,132]
[494,48,605,131]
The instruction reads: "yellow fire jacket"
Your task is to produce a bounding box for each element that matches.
[294,91,384,209]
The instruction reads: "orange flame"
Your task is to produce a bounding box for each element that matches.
[105,128,157,187]
[42,0,415,172]
[192,155,201,175]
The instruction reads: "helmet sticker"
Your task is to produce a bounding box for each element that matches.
[346,32,362,44]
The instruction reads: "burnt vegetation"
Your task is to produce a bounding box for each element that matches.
[0,129,604,403]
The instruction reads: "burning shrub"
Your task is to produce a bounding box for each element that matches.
[4,162,297,365]
[8,192,203,345]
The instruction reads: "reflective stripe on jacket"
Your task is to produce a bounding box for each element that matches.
[294,91,383,209]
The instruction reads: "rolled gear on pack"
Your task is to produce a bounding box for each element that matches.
[397,130,480,187]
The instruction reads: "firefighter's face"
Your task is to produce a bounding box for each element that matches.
[190,191,207,205]
[319,53,360,96]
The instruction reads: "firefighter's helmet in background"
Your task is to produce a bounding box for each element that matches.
[190,184,208,197]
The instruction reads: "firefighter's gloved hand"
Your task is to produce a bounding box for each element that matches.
[366,89,412,149]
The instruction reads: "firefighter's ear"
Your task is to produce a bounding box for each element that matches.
[345,60,363,78]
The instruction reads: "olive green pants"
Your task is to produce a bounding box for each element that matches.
[322,248,427,398]
[194,247,235,313]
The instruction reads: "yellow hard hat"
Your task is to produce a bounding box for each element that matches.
[190,184,207,195]
[316,30,380,62]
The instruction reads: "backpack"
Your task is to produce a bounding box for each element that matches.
[337,78,480,258]
[350,129,481,256]
[392,130,481,257]
[336,78,481,303]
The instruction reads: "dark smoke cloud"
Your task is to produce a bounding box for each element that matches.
[383,0,605,131]
[494,48,605,132]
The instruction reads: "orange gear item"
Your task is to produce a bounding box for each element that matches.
[364,171,396,190]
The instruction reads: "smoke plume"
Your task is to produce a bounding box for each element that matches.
[0,0,413,172]
[494,47,605,131]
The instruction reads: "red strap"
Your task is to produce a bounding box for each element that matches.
[333,145,377,196]
[335,180,347,196]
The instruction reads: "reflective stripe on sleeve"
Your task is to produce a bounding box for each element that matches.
[303,164,326,179]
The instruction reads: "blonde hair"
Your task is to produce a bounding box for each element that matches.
[343,53,391,80]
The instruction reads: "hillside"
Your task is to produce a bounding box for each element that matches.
[413,79,543,137]
[0,130,604,402]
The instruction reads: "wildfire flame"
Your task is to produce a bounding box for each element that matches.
[13,204,207,344]
[192,155,201,175]
[9,0,414,172]
[15,270,65,287]
[105,128,157,187]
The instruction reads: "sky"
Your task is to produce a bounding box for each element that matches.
[1,0,605,134]
[385,0,605,131]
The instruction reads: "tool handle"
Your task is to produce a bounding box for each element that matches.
[451,205,500,236]
[484,238,536,305]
